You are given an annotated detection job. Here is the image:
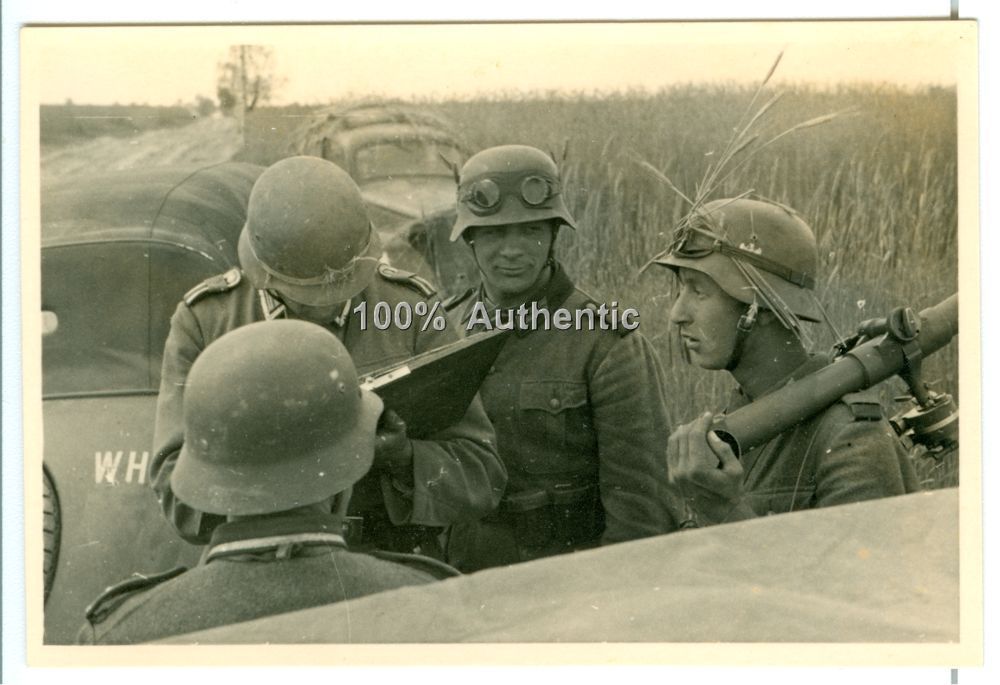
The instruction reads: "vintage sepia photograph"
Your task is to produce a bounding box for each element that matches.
[19,19,980,666]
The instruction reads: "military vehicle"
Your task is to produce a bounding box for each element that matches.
[239,103,479,298]
[284,103,470,242]
[381,205,479,300]
[41,162,264,643]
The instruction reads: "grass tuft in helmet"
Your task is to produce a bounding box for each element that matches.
[648,197,822,325]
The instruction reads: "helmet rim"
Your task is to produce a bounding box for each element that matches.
[238,223,382,307]
[172,390,381,516]
[655,251,822,323]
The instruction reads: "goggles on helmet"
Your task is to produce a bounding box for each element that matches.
[458,171,561,216]
[664,217,815,290]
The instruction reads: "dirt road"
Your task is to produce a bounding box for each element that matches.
[41,116,243,179]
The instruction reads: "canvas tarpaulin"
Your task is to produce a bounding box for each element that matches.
[168,488,958,644]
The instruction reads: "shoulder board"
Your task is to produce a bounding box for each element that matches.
[84,566,187,625]
[376,263,437,298]
[441,287,475,313]
[183,268,242,306]
[369,550,461,580]
[579,294,633,338]
[840,391,885,422]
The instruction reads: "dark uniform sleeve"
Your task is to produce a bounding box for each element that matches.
[589,332,679,544]
[149,302,225,544]
[809,403,921,508]
[381,314,507,527]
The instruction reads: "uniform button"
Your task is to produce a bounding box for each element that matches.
[549,398,561,409]
[488,365,496,375]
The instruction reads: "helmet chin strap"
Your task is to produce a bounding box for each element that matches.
[544,220,560,267]
[465,236,488,278]
[545,244,557,268]
[725,301,759,371]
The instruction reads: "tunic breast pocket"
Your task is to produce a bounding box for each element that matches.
[517,380,594,475]
[747,485,816,516]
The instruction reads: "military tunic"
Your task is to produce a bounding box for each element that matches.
[150,266,507,550]
[730,355,921,517]
[77,513,458,645]
[446,264,678,571]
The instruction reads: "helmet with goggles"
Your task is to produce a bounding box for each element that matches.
[238,156,382,308]
[450,145,577,242]
[647,197,822,323]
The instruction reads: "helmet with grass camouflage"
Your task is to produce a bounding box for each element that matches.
[171,319,383,516]
[450,145,577,241]
[649,197,821,322]
[238,156,382,307]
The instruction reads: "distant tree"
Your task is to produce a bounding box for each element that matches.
[215,45,284,131]
[195,95,217,118]
[217,86,237,115]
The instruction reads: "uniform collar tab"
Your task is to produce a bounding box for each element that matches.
[207,513,344,548]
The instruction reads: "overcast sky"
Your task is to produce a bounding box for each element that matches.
[28,22,966,106]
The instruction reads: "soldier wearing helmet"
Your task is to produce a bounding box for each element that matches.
[648,197,919,526]
[80,321,457,645]
[444,145,679,570]
[150,156,506,557]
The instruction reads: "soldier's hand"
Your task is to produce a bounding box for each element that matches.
[667,412,745,525]
[374,409,415,481]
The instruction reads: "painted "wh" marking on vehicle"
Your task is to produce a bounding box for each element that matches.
[94,450,150,485]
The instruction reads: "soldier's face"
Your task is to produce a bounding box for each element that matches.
[669,267,745,370]
[470,221,554,304]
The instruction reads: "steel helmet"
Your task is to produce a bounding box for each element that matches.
[238,156,382,307]
[649,198,821,322]
[450,145,577,242]
[171,319,383,516]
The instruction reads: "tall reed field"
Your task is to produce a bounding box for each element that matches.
[253,82,959,487]
[432,84,959,488]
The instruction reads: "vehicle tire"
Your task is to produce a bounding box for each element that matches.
[43,465,61,604]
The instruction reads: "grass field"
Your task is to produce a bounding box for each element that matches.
[444,85,959,488]
[40,103,197,147]
[69,84,963,487]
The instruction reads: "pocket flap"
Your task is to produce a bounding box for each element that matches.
[520,381,588,415]
[747,485,816,515]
